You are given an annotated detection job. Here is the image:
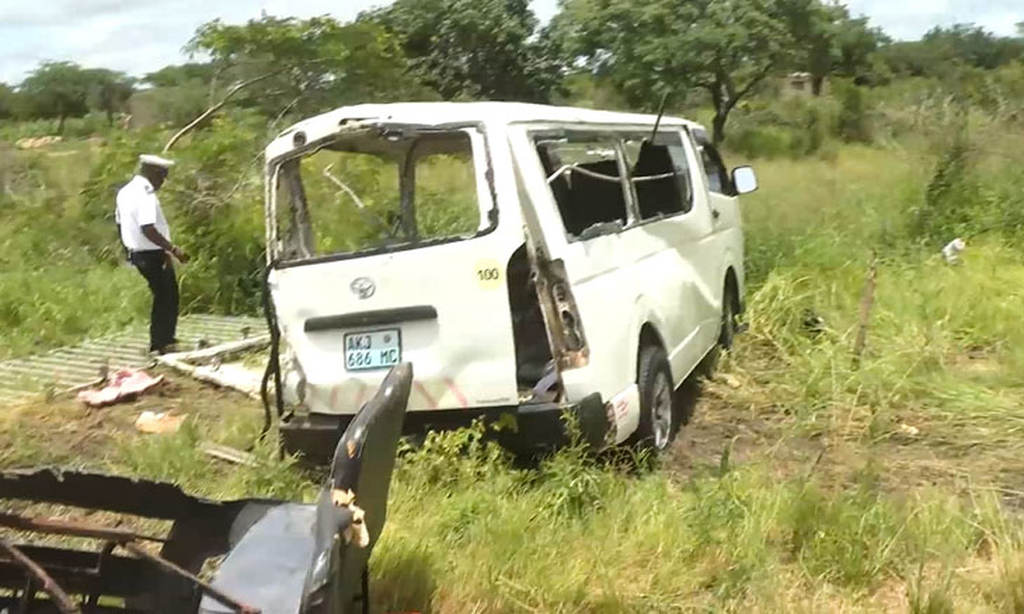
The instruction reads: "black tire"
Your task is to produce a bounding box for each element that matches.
[702,284,737,378]
[718,287,737,350]
[632,345,676,452]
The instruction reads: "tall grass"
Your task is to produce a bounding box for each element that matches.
[370,424,1024,612]
[0,141,151,359]
[3,82,1024,611]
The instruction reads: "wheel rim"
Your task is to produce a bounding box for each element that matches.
[651,371,672,449]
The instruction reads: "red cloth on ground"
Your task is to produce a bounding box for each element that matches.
[76,369,164,407]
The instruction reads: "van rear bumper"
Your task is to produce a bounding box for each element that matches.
[280,393,609,464]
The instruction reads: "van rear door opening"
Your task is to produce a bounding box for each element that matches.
[267,124,542,423]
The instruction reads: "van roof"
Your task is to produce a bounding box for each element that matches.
[265,101,703,161]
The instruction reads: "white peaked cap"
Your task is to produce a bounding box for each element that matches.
[139,154,175,168]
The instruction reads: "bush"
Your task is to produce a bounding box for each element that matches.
[725,97,835,159]
[81,109,270,314]
[835,81,872,143]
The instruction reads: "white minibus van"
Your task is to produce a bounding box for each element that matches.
[262,102,757,459]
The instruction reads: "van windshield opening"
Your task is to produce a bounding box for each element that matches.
[272,128,490,262]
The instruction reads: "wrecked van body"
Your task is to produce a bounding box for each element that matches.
[264,102,756,459]
[0,364,412,613]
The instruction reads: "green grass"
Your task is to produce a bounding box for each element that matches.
[3,93,1024,611]
[0,140,152,359]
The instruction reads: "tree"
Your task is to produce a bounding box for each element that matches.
[923,24,1010,69]
[779,0,889,93]
[778,0,841,95]
[84,69,134,125]
[18,61,92,132]
[137,63,218,128]
[144,63,216,88]
[186,15,427,121]
[776,0,890,94]
[556,0,794,144]
[834,16,890,83]
[364,0,562,102]
[879,24,1024,77]
[0,83,17,120]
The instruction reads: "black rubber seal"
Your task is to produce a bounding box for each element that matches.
[304,306,438,332]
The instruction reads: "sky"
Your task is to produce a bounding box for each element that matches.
[1,0,1020,85]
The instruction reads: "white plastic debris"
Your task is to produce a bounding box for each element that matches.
[898,423,920,437]
[941,238,966,264]
[134,411,185,434]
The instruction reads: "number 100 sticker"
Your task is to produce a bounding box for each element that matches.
[474,259,502,289]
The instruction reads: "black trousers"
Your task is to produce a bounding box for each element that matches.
[131,250,179,351]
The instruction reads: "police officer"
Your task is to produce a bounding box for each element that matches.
[115,154,190,354]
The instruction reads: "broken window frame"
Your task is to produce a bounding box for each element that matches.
[532,129,636,242]
[619,131,696,224]
[266,122,499,269]
[531,127,699,242]
[690,127,736,196]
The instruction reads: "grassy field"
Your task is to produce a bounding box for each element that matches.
[3,101,1024,611]
[0,139,151,359]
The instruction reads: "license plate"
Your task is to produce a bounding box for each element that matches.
[344,328,401,371]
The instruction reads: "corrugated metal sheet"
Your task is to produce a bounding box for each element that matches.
[0,315,265,406]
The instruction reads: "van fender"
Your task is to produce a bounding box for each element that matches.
[606,383,640,445]
[626,296,671,380]
[720,242,745,313]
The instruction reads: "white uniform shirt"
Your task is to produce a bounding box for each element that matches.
[115,175,171,251]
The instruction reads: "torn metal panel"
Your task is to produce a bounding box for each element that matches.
[525,244,589,371]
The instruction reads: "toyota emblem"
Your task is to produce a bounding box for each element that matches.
[350,277,376,300]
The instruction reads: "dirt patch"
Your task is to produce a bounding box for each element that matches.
[667,373,1024,505]
[0,368,261,471]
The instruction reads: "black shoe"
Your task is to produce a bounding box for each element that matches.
[153,342,182,355]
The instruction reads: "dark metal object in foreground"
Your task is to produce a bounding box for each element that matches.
[0,363,412,613]
[0,537,80,613]
[121,541,259,614]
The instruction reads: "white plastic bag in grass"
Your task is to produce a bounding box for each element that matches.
[942,237,966,264]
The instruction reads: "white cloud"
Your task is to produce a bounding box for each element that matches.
[845,0,1022,40]
[0,0,1020,85]
[0,0,390,83]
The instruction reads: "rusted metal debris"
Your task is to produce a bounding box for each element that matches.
[0,537,81,613]
[0,362,412,613]
[0,512,167,543]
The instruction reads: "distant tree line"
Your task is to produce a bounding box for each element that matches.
[1,1,1022,143]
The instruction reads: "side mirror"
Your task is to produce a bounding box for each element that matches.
[732,166,758,195]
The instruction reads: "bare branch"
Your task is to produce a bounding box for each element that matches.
[163,71,279,153]
[727,62,775,112]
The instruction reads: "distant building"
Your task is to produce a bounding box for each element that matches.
[782,72,827,98]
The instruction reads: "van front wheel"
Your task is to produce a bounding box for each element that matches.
[634,345,676,452]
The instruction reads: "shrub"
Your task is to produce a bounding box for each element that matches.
[81,110,270,314]
[725,97,835,159]
[835,81,872,143]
